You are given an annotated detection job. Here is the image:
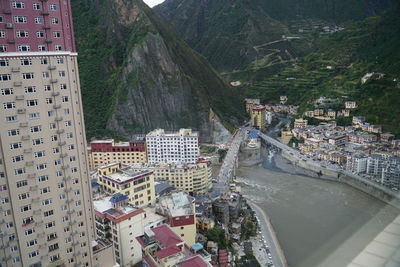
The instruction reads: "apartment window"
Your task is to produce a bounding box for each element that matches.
[0,74,11,81]
[25,228,35,235]
[54,159,61,165]
[72,178,79,184]
[42,198,52,205]
[68,144,74,150]
[38,175,48,182]
[28,112,40,120]
[62,96,68,102]
[36,31,44,38]
[30,125,41,132]
[14,16,27,23]
[34,17,43,24]
[50,4,57,10]
[32,138,43,145]
[40,187,50,194]
[0,30,5,38]
[50,135,58,141]
[61,205,67,211]
[59,71,65,77]
[25,86,36,93]
[40,58,48,64]
[65,237,72,243]
[42,72,49,78]
[6,115,18,122]
[1,88,13,95]
[3,102,16,109]
[65,120,71,126]
[44,84,51,91]
[47,110,54,117]
[8,129,19,136]
[16,30,29,38]
[0,59,8,66]
[62,216,69,222]
[57,182,64,189]
[20,204,31,212]
[69,156,76,162]
[71,167,77,173]
[12,155,23,162]
[75,200,81,206]
[53,31,61,38]
[0,45,7,52]
[28,251,39,258]
[38,45,46,51]
[60,83,67,90]
[18,192,29,200]
[53,147,59,153]
[45,221,55,228]
[74,189,80,195]
[16,180,27,188]
[56,171,62,177]
[55,45,62,51]
[36,163,47,170]
[66,132,73,139]
[23,72,34,79]
[18,45,30,51]
[33,3,41,10]
[59,194,66,200]
[64,108,70,115]
[10,142,22,149]
[34,151,45,158]
[51,17,59,24]
[22,216,33,225]
[49,123,56,129]
[12,2,25,9]
[26,99,38,106]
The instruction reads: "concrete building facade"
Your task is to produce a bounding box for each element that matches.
[146,129,199,164]
[0,1,101,266]
[250,105,266,131]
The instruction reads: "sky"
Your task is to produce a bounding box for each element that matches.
[143,0,165,7]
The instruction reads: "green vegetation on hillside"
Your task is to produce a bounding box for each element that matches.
[245,5,400,135]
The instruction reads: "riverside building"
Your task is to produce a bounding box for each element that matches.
[87,137,147,170]
[0,1,112,266]
[146,128,199,164]
[250,105,266,131]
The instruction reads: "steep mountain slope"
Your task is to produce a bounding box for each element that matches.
[246,4,400,135]
[71,0,244,140]
[155,0,393,72]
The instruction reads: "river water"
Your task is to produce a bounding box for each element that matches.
[236,151,400,267]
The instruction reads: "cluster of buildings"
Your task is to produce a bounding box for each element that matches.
[244,98,299,131]
[284,116,400,189]
[304,101,357,120]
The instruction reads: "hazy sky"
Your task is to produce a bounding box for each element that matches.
[143,0,165,7]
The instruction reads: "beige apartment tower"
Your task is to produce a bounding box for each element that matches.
[0,1,98,266]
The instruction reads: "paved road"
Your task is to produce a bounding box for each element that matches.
[211,128,248,197]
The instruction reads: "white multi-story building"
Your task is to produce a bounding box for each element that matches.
[346,154,368,173]
[367,154,386,178]
[146,129,199,164]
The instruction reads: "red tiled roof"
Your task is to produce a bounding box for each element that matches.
[143,255,158,267]
[155,246,181,259]
[178,255,208,267]
[152,225,183,248]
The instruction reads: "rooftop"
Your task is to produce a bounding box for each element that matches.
[105,167,153,184]
[147,128,198,137]
[157,191,194,217]
[178,255,210,267]
[93,195,143,221]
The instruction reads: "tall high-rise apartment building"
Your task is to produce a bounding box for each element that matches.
[146,129,199,164]
[0,1,97,266]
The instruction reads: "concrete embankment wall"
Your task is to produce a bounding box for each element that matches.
[239,142,264,166]
[281,151,400,209]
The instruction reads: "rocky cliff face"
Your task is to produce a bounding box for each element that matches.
[72,0,244,141]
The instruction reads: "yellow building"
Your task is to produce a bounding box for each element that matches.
[245,98,261,113]
[251,105,266,130]
[294,118,308,129]
[88,138,147,169]
[281,130,294,145]
[156,191,197,246]
[131,160,212,195]
[97,163,156,207]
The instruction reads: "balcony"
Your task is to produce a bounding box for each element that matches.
[3,8,11,14]
[64,187,72,193]
[48,65,56,70]
[34,220,43,226]
[13,81,22,86]
[60,153,68,158]
[23,148,32,153]
[42,25,51,29]
[31,197,40,203]
[50,78,58,83]
[15,95,24,100]
[21,135,30,140]
[40,11,49,16]
[61,164,69,170]
[69,221,77,226]
[73,251,81,257]
[27,173,36,179]
[29,185,38,191]
[68,210,76,215]
[53,104,61,109]
[62,176,71,182]
[19,122,28,127]
[33,209,42,215]
[11,67,20,73]
[7,39,15,44]
[45,38,53,43]
[5,23,13,29]
[17,108,26,114]
[51,91,60,96]
[54,117,63,122]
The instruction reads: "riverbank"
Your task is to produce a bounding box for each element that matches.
[249,201,288,267]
